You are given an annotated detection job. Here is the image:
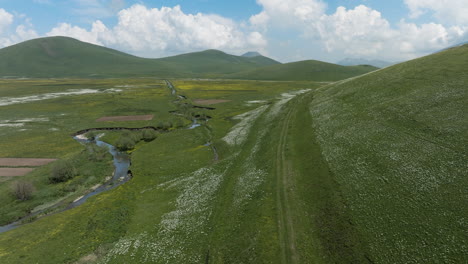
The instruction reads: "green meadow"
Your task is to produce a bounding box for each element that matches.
[0,39,466,264]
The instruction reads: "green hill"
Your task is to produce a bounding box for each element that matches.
[309,44,468,263]
[225,60,379,81]
[0,36,166,78]
[0,37,280,78]
[158,49,280,76]
[0,36,379,81]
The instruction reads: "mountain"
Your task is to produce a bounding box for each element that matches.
[337,58,394,68]
[0,36,163,78]
[158,49,280,76]
[241,51,262,57]
[310,44,468,263]
[225,60,379,81]
[0,37,280,78]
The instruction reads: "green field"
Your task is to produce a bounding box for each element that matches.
[0,41,466,264]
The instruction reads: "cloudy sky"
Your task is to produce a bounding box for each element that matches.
[0,0,467,63]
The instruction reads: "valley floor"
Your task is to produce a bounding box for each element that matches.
[0,74,465,263]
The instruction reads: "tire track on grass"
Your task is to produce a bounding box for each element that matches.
[275,99,299,264]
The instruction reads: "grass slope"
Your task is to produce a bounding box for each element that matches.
[158,49,279,76]
[225,60,378,81]
[0,37,279,78]
[309,44,468,263]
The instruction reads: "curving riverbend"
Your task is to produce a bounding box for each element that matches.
[0,134,132,234]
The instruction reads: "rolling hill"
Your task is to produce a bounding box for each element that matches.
[0,36,280,78]
[0,36,378,81]
[309,44,468,263]
[337,57,394,68]
[225,60,379,81]
[158,49,279,76]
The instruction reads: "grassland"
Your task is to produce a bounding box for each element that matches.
[0,78,183,227]
[0,44,466,264]
[309,44,468,263]
[0,78,343,263]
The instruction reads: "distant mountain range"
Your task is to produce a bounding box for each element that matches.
[337,58,394,68]
[241,51,263,58]
[227,60,378,81]
[0,36,378,81]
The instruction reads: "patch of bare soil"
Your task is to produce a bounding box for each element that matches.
[193,99,231,105]
[96,115,154,122]
[0,168,34,177]
[0,158,56,167]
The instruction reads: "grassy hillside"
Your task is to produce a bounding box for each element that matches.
[0,37,163,77]
[158,49,279,76]
[225,60,378,81]
[309,44,468,263]
[0,37,279,78]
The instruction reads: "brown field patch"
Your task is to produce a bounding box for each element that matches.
[96,115,154,122]
[0,168,34,177]
[193,99,231,105]
[0,158,56,167]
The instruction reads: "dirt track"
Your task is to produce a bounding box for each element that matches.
[0,168,34,177]
[0,158,56,167]
[96,115,154,122]
[276,98,299,263]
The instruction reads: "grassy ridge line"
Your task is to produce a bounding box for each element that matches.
[224,60,379,81]
[0,37,279,78]
[0,36,377,81]
[309,44,468,263]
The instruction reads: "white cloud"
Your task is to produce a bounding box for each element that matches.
[317,5,395,56]
[398,22,466,53]
[404,0,468,25]
[0,9,39,48]
[46,4,266,57]
[252,0,326,28]
[46,21,105,45]
[250,1,468,61]
[0,9,14,34]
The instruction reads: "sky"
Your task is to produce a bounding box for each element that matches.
[0,0,467,63]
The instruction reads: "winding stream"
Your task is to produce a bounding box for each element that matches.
[0,135,131,234]
[0,80,217,234]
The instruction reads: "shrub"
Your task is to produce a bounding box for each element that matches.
[115,136,136,151]
[122,130,141,142]
[49,160,77,183]
[156,121,173,130]
[87,144,109,161]
[86,131,99,141]
[175,118,185,128]
[11,181,35,201]
[141,129,157,142]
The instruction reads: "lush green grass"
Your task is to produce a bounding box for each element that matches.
[0,147,113,226]
[0,78,331,263]
[0,43,465,264]
[309,44,468,263]
[225,60,379,81]
[0,37,279,78]
[0,77,182,227]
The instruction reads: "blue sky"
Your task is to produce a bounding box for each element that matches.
[0,0,467,62]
